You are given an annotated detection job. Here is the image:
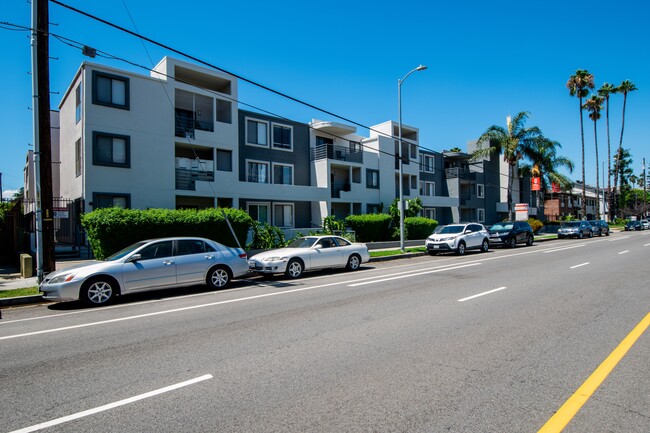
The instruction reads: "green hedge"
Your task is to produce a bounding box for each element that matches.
[82,207,253,260]
[404,217,438,239]
[344,213,393,242]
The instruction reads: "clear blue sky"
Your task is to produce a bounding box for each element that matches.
[2,0,649,198]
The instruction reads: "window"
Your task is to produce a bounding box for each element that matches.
[216,149,232,172]
[316,136,333,146]
[273,203,294,228]
[176,240,215,256]
[410,143,418,160]
[93,132,130,167]
[367,204,381,214]
[421,181,435,196]
[75,139,82,177]
[411,176,418,190]
[477,184,485,198]
[93,192,130,209]
[75,83,82,123]
[246,119,269,147]
[421,155,434,172]
[248,203,270,224]
[138,241,173,260]
[477,208,485,223]
[273,163,293,185]
[92,71,129,109]
[247,160,270,183]
[423,208,436,220]
[216,99,232,124]
[175,90,214,136]
[272,124,292,150]
[367,169,379,188]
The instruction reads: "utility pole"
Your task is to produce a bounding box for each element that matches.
[643,158,647,218]
[32,0,55,280]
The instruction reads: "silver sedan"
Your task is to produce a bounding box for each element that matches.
[40,237,250,306]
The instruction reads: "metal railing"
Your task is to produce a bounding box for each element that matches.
[311,143,363,163]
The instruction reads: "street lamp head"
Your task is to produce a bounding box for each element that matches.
[416,65,428,71]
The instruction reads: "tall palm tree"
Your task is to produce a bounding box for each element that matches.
[567,69,595,218]
[612,80,638,219]
[472,111,542,220]
[598,83,616,220]
[583,95,604,218]
[521,136,574,219]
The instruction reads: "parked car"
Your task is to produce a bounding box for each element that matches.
[557,221,594,239]
[248,235,370,279]
[425,223,490,256]
[40,237,250,306]
[641,220,650,230]
[588,220,610,236]
[624,220,643,231]
[488,221,534,248]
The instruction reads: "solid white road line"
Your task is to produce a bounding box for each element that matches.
[347,263,481,287]
[543,244,585,253]
[457,287,507,302]
[8,374,213,433]
[618,250,630,255]
[570,262,590,269]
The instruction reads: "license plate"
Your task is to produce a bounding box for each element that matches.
[433,245,440,249]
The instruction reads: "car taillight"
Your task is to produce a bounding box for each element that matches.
[239,253,248,259]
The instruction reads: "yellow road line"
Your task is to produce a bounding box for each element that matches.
[538,312,650,432]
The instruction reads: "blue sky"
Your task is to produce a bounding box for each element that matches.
[2,0,649,198]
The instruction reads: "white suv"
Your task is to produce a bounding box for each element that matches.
[425,223,490,256]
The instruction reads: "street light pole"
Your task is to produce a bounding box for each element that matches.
[398,65,427,252]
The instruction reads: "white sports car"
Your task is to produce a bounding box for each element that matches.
[248,235,370,278]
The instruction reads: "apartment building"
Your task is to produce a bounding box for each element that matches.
[35,56,536,236]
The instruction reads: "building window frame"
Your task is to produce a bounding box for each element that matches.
[272,162,294,185]
[245,117,270,148]
[92,192,131,209]
[247,202,271,224]
[75,83,82,123]
[216,149,232,172]
[366,169,379,189]
[92,131,130,168]
[273,202,295,228]
[423,208,436,220]
[75,138,82,177]
[421,181,435,196]
[271,123,293,151]
[92,70,130,110]
[246,159,270,184]
[477,183,485,198]
[421,154,435,173]
[477,208,485,223]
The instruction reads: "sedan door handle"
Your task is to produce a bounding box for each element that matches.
[205,255,214,260]
[163,260,174,266]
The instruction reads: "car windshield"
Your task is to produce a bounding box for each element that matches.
[436,225,465,234]
[286,237,318,248]
[105,241,149,261]
[561,222,580,228]
[490,223,513,231]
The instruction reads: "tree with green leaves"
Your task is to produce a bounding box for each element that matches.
[583,94,604,218]
[520,136,574,219]
[612,148,634,216]
[612,80,638,218]
[472,111,541,220]
[598,83,616,219]
[566,69,595,218]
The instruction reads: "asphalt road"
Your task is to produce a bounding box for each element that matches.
[1,232,649,432]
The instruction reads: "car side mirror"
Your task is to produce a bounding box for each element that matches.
[128,253,142,263]
[313,244,322,250]
[465,229,472,234]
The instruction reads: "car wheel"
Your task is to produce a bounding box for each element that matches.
[508,237,517,248]
[81,278,116,307]
[526,234,534,246]
[346,254,361,271]
[588,230,593,238]
[605,230,610,236]
[207,265,231,289]
[578,231,584,239]
[481,239,489,253]
[456,242,466,256]
[285,258,304,279]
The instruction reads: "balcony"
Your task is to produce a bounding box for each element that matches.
[175,157,214,191]
[311,143,363,164]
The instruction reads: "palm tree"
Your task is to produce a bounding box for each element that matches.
[583,95,604,218]
[567,69,595,218]
[521,137,574,219]
[612,80,638,219]
[472,111,542,220]
[598,83,616,220]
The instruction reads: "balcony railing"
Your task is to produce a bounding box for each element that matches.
[175,114,214,138]
[311,143,363,163]
[445,167,475,180]
[175,168,214,191]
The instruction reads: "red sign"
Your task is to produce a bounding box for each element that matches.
[531,177,541,191]
[551,182,561,193]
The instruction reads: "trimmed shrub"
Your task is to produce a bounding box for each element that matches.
[527,217,544,233]
[82,207,253,259]
[344,213,393,242]
[404,217,438,240]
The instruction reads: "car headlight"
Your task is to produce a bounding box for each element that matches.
[48,273,76,284]
[262,256,287,262]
